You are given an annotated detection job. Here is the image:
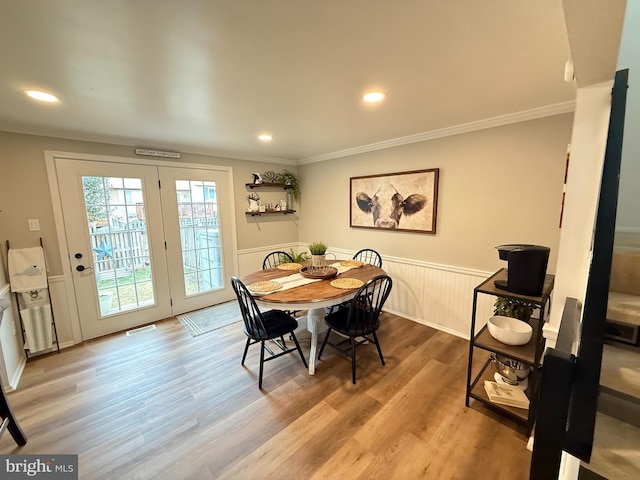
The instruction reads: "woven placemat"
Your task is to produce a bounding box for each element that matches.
[248,280,282,293]
[330,278,364,289]
[340,260,364,267]
[276,263,302,271]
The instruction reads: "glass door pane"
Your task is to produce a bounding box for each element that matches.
[158,166,235,315]
[82,175,155,316]
[175,180,223,295]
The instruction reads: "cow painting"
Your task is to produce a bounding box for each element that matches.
[356,184,427,229]
[350,169,439,233]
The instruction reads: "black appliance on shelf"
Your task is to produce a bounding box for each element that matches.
[494,244,550,296]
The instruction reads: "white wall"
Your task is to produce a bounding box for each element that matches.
[544,82,614,342]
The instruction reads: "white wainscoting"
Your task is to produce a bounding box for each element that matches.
[239,244,496,339]
[47,244,497,358]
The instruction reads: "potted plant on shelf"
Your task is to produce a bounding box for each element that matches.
[277,170,300,204]
[308,241,328,267]
[494,296,536,322]
[246,192,260,212]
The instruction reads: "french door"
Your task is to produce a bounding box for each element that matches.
[55,158,235,340]
[159,166,236,313]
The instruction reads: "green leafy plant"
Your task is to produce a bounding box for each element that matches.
[276,170,300,200]
[288,249,310,263]
[494,297,536,322]
[308,241,328,255]
[246,192,260,202]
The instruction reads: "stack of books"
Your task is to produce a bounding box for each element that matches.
[484,381,530,409]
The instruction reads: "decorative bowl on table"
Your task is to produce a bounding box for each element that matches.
[300,265,338,280]
[487,315,533,345]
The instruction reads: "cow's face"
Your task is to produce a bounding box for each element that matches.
[356,184,427,228]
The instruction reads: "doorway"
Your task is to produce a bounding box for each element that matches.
[52,154,236,340]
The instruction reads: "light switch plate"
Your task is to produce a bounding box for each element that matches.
[28,218,40,231]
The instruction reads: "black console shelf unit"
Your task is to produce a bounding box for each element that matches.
[465,268,554,429]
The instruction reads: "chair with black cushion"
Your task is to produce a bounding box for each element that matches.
[318,275,392,384]
[231,276,308,389]
[353,248,382,268]
[262,251,294,269]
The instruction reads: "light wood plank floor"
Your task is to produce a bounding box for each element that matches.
[1,313,532,479]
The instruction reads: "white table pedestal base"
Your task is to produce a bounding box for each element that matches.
[296,307,327,375]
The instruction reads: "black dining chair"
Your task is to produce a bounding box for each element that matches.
[318,275,392,384]
[353,248,382,268]
[231,276,308,389]
[262,251,294,269]
[262,250,299,316]
[327,248,383,315]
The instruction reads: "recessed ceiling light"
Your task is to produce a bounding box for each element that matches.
[25,90,59,103]
[363,91,385,103]
[258,134,273,142]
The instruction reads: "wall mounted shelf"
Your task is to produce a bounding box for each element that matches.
[245,183,292,190]
[246,210,296,216]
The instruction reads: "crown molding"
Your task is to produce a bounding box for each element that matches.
[298,100,577,165]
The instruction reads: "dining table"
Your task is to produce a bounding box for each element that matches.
[241,260,386,374]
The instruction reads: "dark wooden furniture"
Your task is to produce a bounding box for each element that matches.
[465,268,554,429]
[319,275,392,384]
[231,276,307,389]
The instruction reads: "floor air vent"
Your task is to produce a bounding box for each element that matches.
[125,324,156,336]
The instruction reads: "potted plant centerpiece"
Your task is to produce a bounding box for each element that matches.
[308,241,328,268]
[246,192,260,212]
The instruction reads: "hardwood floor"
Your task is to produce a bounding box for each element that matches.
[0,313,532,479]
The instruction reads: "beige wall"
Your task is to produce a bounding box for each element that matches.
[298,114,573,272]
[0,131,298,276]
[0,113,573,277]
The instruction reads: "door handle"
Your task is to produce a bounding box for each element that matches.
[76,265,94,272]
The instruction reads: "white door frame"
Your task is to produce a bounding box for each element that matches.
[45,150,239,344]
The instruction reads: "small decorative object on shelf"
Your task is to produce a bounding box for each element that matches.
[247,192,260,212]
[483,381,530,409]
[251,173,262,184]
[261,170,279,183]
[494,296,536,322]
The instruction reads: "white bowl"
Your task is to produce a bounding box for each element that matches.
[487,315,532,345]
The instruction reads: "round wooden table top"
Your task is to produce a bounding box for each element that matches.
[240,261,386,306]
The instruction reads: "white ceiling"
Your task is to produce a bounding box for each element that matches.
[0,0,576,163]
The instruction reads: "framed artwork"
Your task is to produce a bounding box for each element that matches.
[350,168,439,234]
